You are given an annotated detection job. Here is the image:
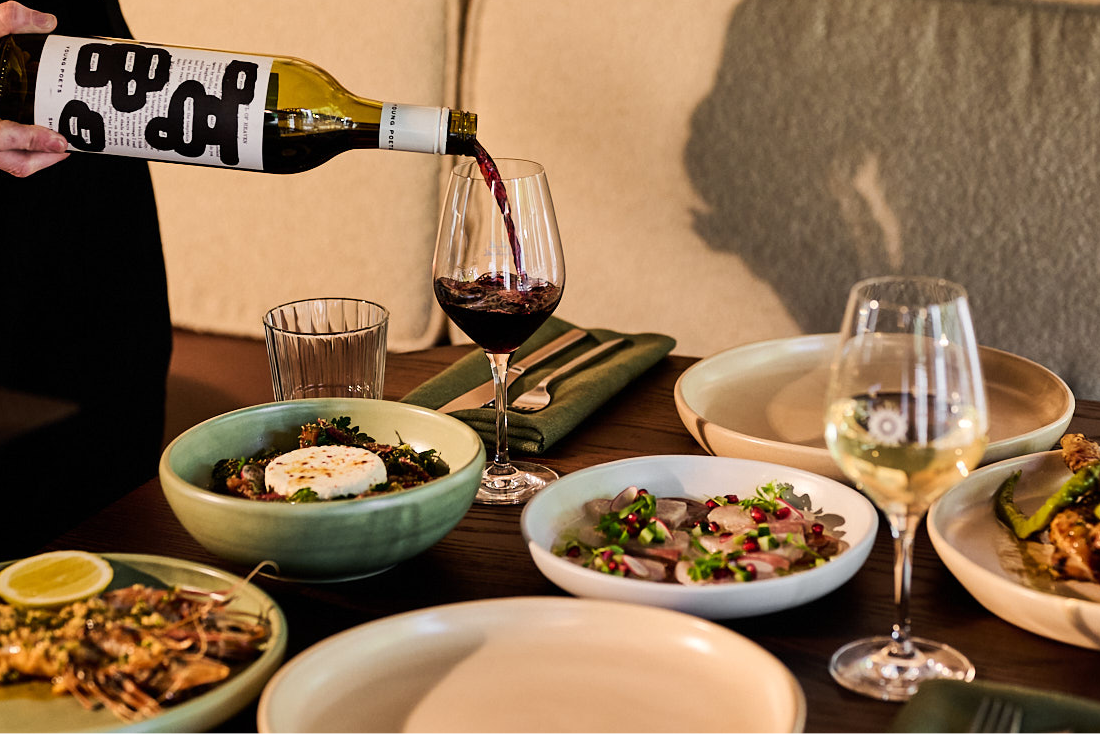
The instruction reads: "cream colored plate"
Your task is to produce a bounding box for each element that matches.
[675,334,1074,483]
[929,451,1100,649]
[258,597,806,733]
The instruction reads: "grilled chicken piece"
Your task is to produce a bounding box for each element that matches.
[1060,433,1100,473]
[1048,508,1100,581]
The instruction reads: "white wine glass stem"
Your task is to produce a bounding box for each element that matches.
[889,513,918,656]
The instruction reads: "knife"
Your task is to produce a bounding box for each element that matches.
[438,328,590,412]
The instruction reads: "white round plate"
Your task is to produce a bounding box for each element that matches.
[675,334,1074,483]
[258,596,806,733]
[928,451,1100,649]
[519,455,878,619]
[0,553,287,733]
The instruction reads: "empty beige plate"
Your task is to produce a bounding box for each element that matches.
[674,334,1073,483]
[258,597,805,733]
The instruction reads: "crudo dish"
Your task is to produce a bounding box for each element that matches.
[521,454,877,619]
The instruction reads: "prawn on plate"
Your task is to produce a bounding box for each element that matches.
[0,582,270,723]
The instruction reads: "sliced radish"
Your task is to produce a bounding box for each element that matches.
[610,485,640,512]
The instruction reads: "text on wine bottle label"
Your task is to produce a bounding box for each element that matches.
[34,35,272,169]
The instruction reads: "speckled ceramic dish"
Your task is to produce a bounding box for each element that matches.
[675,334,1074,483]
[160,398,485,582]
[929,451,1100,650]
[258,597,806,732]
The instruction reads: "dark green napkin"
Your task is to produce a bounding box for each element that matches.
[891,679,1100,733]
[401,317,675,454]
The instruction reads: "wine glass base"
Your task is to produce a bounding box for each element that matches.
[475,460,558,505]
[829,635,975,702]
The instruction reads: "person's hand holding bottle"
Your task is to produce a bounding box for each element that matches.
[0,1,68,177]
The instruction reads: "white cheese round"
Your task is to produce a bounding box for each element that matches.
[264,445,387,500]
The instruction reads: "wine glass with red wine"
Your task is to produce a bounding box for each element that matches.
[433,154,565,504]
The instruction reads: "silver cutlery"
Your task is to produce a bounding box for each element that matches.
[438,328,589,412]
[509,338,627,412]
[968,696,1024,733]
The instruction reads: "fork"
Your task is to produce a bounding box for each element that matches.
[968,695,1024,733]
[509,338,627,412]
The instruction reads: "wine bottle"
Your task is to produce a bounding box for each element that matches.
[0,33,478,173]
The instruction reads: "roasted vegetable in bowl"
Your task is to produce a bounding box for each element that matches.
[994,433,1100,582]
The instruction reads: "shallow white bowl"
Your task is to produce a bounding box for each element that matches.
[929,451,1100,650]
[520,454,878,619]
[674,334,1074,483]
[258,597,806,733]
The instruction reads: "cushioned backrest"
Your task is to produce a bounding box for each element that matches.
[462,0,1100,398]
[119,0,462,351]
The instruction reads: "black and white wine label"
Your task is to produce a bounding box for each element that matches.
[379,102,446,154]
[34,36,272,169]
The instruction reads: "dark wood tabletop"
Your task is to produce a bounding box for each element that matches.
[32,329,1100,733]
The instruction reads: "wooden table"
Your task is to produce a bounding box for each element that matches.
[31,330,1100,732]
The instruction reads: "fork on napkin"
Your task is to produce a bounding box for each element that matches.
[890,679,1100,733]
[401,317,675,454]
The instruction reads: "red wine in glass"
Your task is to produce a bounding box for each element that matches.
[434,141,559,354]
[434,274,562,353]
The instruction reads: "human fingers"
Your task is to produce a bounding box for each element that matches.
[0,1,58,35]
[0,120,69,177]
[0,148,69,177]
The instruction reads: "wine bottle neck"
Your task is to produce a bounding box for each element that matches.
[445,109,478,156]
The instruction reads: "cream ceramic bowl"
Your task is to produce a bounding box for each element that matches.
[929,451,1100,650]
[674,334,1074,483]
[520,454,878,619]
[160,398,485,582]
[258,597,807,733]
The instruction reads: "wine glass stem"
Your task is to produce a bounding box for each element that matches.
[888,512,920,657]
[486,351,513,473]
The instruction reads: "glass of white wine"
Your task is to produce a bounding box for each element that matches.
[824,276,988,702]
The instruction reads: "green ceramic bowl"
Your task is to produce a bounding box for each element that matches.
[160,398,485,582]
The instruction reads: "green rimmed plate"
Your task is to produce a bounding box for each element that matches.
[0,553,286,732]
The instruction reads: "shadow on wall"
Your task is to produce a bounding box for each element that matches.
[685,0,1100,399]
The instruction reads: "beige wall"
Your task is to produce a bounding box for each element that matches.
[118,0,462,351]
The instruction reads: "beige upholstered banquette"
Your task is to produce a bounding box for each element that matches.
[122,0,1100,398]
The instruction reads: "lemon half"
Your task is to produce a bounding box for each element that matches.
[0,550,114,608]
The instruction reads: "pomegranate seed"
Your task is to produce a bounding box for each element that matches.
[714,567,731,579]
[566,546,580,557]
[692,519,702,528]
[705,499,718,508]
[708,521,720,534]
[742,538,760,552]
[774,506,791,519]
[811,522,824,536]
[719,532,733,542]
[750,506,767,523]
[637,488,649,496]
[606,560,618,571]
[743,563,757,580]
[725,494,739,503]
[602,549,615,561]
[625,512,638,524]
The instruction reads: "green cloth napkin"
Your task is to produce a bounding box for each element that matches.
[891,679,1100,733]
[401,317,676,454]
